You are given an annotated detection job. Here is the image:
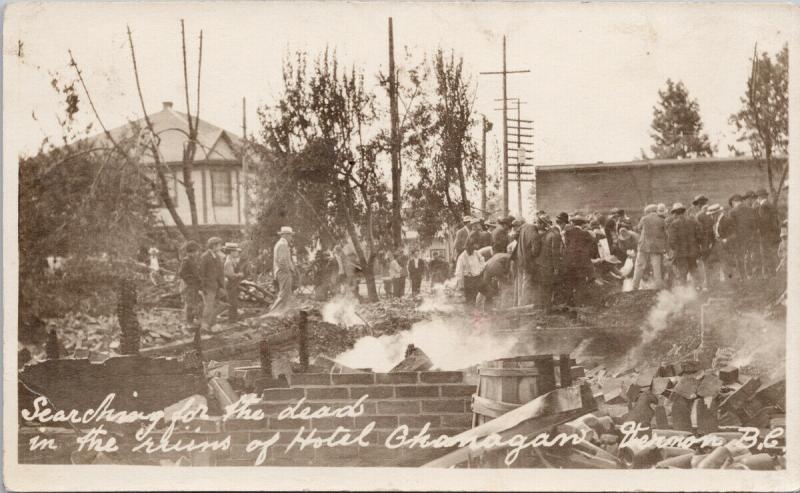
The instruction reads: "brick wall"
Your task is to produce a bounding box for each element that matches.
[18,371,475,467]
[535,157,777,221]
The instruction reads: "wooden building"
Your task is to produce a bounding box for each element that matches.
[533,156,786,221]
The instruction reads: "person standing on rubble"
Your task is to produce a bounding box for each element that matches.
[179,240,202,328]
[407,248,425,297]
[604,208,625,252]
[666,203,702,286]
[703,204,727,287]
[386,251,404,298]
[224,243,245,323]
[514,216,542,306]
[561,214,596,306]
[632,204,666,290]
[534,214,562,312]
[199,237,226,350]
[455,239,487,308]
[756,188,780,277]
[727,193,756,280]
[270,227,298,314]
[452,216,475,267]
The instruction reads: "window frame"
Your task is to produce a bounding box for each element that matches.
[210,169,233,207]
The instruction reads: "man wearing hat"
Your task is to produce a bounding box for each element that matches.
[702,204,728,287]
[179,240,203,327]
[604,208,625,252]
[688,195,708,219]
[270,227,298,314]
[666,203,702,286]
[514,215,542,305]
[198,237,226,350]
[632,204,666,290]
[561,214,596,306]
[534,214,562,311]
[452,216,477,266]
[728,193,757,279]
[755,188,780,276]
[224,242,245,323]
[492,215,514,255]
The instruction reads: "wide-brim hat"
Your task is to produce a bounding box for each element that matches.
[744,190,757,199]
[278,226,295,235]
[498,215,515,225]
[223,242,241,252]
[671,202,686,213]
[462,215,475,224]
[756,188,769,198]
[692,194,708,206]
[706,204,723,214]
[644,204,658,214]
[207,236,223,247]
[511,219,525,228]
[555,212,569,223]
[570,214,587,225]
[729,194,743,204]
[610,207,622,215]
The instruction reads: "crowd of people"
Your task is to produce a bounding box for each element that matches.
[451,188,787,311]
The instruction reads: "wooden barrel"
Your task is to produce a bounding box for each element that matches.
[472,355,557,426]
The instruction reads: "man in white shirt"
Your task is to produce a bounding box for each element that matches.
[455,240,487,308]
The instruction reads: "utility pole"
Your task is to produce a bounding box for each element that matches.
[481,116,493,218]
[388,17,402,248]
[242,96,249,226]
[494,97,533,218]
[480,36,529,217]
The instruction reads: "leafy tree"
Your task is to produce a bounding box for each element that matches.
[730,43,788,202]
[255,50,389,301]
[649,79,714,159]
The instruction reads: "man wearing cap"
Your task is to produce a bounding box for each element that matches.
[632,204,666,290]
[666,203,702,286]
[688,195,708,219]
[270,227,297,314]
[224,243,245,323]
[728,193,757,279]
[492,216,514,255]
[756,188,780,276]
[452,216,475,265]
[199,237,226,349]
[179,240,202,327]
[514,215,542,305]
[562,214,597,305]
[534,214,562,311]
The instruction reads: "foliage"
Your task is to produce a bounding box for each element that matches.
[649,79,714,159]
[729,43,788,200]
[254,50,390,300]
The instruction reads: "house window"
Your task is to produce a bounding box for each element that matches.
[211,170,233,206]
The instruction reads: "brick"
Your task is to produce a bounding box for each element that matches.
[306,387,349,400]
[223,419,267,431]
[254,402,293,416]
[376,400,421,415]
[311,417,356,430]
[267,417,310,430]
[290,373,332,386]
[440,384,476,397]
[358,445,404,465]
[420,371,463,384]
[349,386,394,399]
[440,414,472,428]
[332,373,375,385]
[229,444,254,461]
[314,444,359,461]
[228,432,252,444]
[376,372,418,384]
[356,415,398,429]
[270,444,316,463]
[395,385,440,398]
[718,366,739,385]
[249,431,293,445]
[360,429,388,445]
[422,399,468,413]
[398,415,441,429]
[261,388,305,402]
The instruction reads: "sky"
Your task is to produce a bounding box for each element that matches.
[3,2,796,213]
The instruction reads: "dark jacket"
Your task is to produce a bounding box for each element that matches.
[667,215,701,259]
[563,225,596,277]
[535,227,563,281]
[491,226,510,254]
[636,212,668,253]
[483,253,511,284]
[516,224,541,273]
[179,256,202,291]
[695,211,716,256]
[407,258,425,279]
[199,250,225,294]
[728,203,758,243]
[757,201,781,244]
[474,230,493,250]
[604,217,619,249]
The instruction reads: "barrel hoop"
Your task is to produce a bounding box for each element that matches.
[471,394,522,418]
[479,368,541,377]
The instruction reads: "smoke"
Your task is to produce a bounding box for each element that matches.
[418,282,458,314]
[642,285,698,344]
[321,295,363,327]
[721,311,785,371]
[334,315,519,372]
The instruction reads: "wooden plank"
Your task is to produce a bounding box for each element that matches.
[479,368,541,377]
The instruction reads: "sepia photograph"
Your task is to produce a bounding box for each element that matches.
[2,1,798,491]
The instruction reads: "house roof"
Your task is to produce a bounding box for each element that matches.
[87,101,244,165]
[536,155,787,173]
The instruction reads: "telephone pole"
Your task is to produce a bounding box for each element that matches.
[495,97,533,218]
[242,96,249,226]
[388,17,402,248]
[480,36,529,217]
[480,116,493,217]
